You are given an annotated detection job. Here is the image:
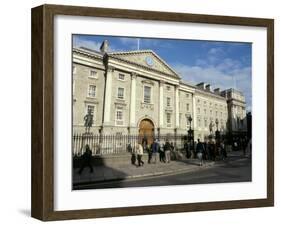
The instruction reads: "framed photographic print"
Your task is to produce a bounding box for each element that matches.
[31,4,274,221]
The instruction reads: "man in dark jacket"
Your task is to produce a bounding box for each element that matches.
[164,140,172,163]
[151,139,159,164]
[196,139,205,166]
[78,144,93,174]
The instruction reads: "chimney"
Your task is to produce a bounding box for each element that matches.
[214,88,220,94]
[100,40,109,53]
[196,82,205,89]
[205,84,211,91]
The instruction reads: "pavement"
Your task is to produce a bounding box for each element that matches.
[73,150,250,187]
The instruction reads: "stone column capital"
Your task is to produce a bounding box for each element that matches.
[107,65,115,72]
[131,72,138,79]
[159,80,165,86]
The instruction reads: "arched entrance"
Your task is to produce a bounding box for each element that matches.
[139,119,155,146]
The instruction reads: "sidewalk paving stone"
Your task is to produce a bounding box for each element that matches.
[73,151,250,185]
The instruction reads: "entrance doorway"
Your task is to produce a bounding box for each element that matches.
[139,119,155,146]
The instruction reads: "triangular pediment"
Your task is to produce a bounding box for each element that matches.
[108,50,180,79]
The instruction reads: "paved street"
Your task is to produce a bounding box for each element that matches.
[73,151,251,190]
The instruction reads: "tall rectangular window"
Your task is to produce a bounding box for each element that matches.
[167,97,171,107]
[118,73,125,80]
[144,86,152,103]
[116,108,124,125]
[117,87,124,99]
[88,85,96,97]
[89,70,98,78]
[186,103,190,111]
[167,113,171,127]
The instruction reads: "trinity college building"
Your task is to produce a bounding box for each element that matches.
[73,40,247,142]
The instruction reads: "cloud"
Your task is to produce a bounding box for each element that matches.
[73,36,102,51]
[73,36,120,52]
[172,61,252,111]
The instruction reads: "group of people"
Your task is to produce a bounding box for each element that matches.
[192,139,227,166]
[127,139,174,167]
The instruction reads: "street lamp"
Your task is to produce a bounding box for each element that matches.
[188,115,192,130]
[215,118,219,131]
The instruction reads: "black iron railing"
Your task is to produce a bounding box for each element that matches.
[72,133,187,156]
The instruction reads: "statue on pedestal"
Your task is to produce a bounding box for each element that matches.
[84,109,93,133]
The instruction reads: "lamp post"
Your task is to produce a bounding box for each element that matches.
[215,118,220,142]
[215,118,219,131]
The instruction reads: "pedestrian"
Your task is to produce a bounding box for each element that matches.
[136,142,144,167]
[220,140,227,160]
[78,144,93,174]
[151,139,159,164]
[131,143,137,165]
[159,141,165,162]
[196,139,205,166]
[164,139,172,163]
[127,143,132,153]
[147,143,152,164]
[184,141,191,158]
[170,142,175,151]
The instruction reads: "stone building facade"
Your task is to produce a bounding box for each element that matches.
[73,40,247,142]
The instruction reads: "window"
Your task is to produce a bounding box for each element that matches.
[197,99,200,103]
[88,85,96,98]
[166,113,171,126]
[186,103,190,111]
[186,93,189,98]
[198,118,201,127]
[117,87,124,99]
[143,86,152,103]
[116,108,124,125]
[216,111,218,116]
[167,97,171,107]
[89,70,98,78]
[210,110,212,115]
[118,73,125,80]
[166,86,171,91]
[204,109,206,114]
[87,105,95,115]
[204,119,207,127]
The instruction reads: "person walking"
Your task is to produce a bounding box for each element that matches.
[164,140,172,163]
[151,139,159,164]
[130,143,137,165]
[136,142,144,167]
[196,139,205,166]
[159,141,165,162]
[220,140,227,160]
[78,144,93,175]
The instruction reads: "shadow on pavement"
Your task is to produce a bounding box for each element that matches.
[72,155,129,190]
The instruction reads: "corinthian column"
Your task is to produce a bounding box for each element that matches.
[130,72,137,127]
[103,66,114,125]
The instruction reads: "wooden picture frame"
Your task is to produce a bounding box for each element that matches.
[31,4,274,221]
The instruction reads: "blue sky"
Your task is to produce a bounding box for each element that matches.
[73,35,252,111]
